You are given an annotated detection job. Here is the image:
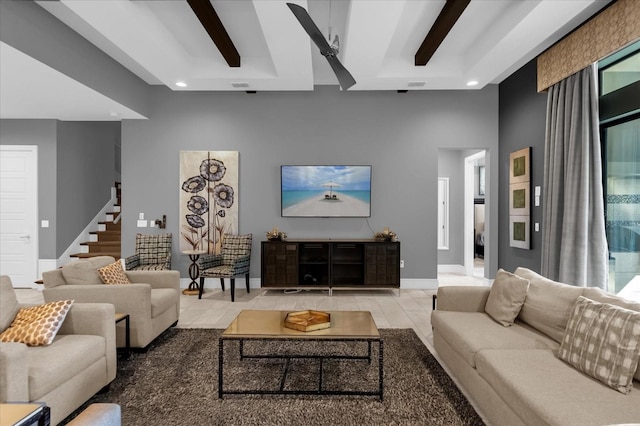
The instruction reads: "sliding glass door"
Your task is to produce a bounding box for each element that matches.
[603,118,640,293]
[600,43,640,294]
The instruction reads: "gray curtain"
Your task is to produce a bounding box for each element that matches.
[541,64,608,288]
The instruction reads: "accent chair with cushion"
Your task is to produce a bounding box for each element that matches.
[125,233,172,271]
[198,233,252,302]
[42,256,180,349]
[0,275,116,426]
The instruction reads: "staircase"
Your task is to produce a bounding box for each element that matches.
[71,182,121,259]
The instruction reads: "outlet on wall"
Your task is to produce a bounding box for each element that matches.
[400,260,405,268]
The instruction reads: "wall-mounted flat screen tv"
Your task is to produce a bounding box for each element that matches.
[281,165,372,217]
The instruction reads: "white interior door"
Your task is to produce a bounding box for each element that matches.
[0,145,38,287]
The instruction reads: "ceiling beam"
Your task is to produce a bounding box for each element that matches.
[187,0,240,67]
[415,0,470,66]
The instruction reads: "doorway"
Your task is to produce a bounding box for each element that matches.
[464,151,486,278]
[0,145,38,287]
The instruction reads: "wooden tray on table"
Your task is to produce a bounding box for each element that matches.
[284,310,331,332]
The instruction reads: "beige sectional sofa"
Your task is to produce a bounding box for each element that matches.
[0,276,116,425]
[432,267,640,426]
[42,256,180,349]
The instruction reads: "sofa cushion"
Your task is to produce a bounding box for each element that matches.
[485,269,530,326]
[559,296,640,394]
[150,289,178,318]
[0,276,19,332]
[62,257,115,285]
[0,300,74,346]
[583,287,640,382]
[475,349,640,426]
[431,311,558,368]
[98,261,131,285]
[27,334,106,400]
[515,267,584,343]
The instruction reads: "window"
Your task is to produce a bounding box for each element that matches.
[599,42,640,294]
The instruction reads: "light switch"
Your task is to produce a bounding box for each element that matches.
[535,223,540,232]
[41,220,49,228]
[535,196,540,206]
[535,186,541,196]
[138,213,145,220]
[137,220,148,228]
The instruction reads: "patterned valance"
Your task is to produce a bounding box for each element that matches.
[537,0,640,92]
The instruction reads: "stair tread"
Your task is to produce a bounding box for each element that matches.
[90,230,121,235]
[81,241,120,246]
[71,252,121,259]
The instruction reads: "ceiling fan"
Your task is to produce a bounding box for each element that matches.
[286,2,356,91]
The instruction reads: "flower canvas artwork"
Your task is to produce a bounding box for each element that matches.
[179,151,238,254]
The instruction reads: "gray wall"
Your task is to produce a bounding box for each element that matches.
[0,119,120,258]
[0,120,57,258]
[56,121,120,253]
[0,0,150,118]
[122,85,499,280]
[437,149,465,265]
[498,59,547,272]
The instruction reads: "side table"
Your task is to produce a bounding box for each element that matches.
[182,250,207,296]
[115,313,130,359]
[0,402,50,426]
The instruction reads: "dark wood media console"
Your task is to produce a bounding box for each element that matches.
[261,239,400,294]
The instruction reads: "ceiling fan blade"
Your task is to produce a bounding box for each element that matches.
[325,54,356,91]
[287,3,332,55]
[287,3,356,90]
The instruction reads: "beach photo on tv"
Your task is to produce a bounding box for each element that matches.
[281,165,371,217]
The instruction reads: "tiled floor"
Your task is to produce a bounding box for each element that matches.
[14,269,489,352]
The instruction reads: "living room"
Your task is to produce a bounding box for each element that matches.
[1,0,639,425]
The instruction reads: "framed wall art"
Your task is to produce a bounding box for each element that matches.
[509,181,530,216]
[509,216,530,249]
[179,151,239,254]
[509,147,530,249]
[510,147,530,184]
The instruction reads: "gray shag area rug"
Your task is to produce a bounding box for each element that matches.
[64,328,484,425]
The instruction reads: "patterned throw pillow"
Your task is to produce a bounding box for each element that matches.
[0,300,74,346]
[559,296,640,394]
[98,260,131,285]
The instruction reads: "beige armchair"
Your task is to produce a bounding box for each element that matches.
[42,256,180,349]
[0,276,116,426]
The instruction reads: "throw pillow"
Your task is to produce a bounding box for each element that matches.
[559,296,640,394]
[98,260,131,285]
[485,269,530,327]
[0,300,74,346]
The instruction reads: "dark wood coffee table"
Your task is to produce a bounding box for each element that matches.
[218,310,383,400]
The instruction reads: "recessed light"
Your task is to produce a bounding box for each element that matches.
[466,80,479,87]
[408,81,426,87]
[109,112,119,117]
[175,81,187,88]
[231,82,250,88]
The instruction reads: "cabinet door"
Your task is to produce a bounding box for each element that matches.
[365,243,400,286]
[261,242,298,287]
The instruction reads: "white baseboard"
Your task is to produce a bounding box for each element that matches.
[181,277,261,290]
[180,277,438,291]
[38,259,58,279]
[437,264,466,274]
[400,278,438,290]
